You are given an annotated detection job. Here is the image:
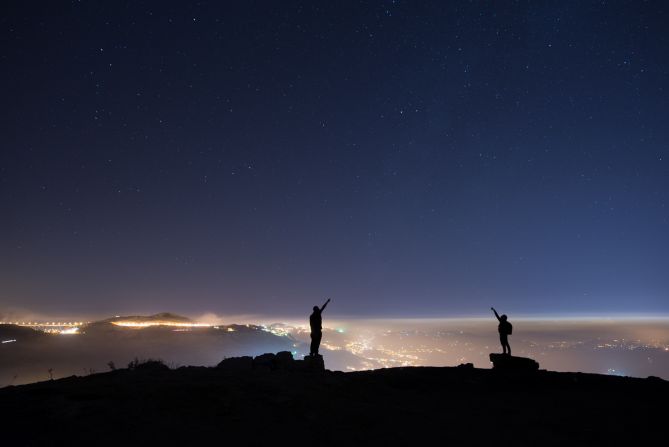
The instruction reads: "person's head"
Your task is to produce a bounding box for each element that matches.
[313,306,319,312]
[501,314,507,321]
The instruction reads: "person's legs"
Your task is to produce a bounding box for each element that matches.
[310,331,322,355]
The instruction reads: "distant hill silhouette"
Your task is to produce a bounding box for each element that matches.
[0,353,666,445]
[101,312,194,323]
[0,324,48,340]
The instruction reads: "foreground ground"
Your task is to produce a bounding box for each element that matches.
[0,363,666,446]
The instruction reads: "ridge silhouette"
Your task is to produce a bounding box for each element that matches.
[1,354,666,444]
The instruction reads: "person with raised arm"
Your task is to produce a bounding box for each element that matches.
[309,298,331,356]
[491,307,513,355]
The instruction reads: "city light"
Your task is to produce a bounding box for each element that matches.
[0,321,85,335]
[111,321,211,328]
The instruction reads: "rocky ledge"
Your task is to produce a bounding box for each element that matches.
[217,351,325,371]
[489,353,541,371]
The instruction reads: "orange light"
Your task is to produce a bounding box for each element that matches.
[111,321,211,328]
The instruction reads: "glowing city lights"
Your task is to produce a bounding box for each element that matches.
[111,321,211,328]
[0,321,86,335]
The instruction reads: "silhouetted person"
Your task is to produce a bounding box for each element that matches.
[310,298,330,356]
[491,307,512,355]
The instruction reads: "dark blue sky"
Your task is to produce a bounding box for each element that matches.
[1,1,667,317]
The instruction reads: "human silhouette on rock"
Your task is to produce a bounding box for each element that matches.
[491,307,512,355]
[309,298,330,356]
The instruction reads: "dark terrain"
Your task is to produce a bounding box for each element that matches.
[0,316,298,385]
[0,356,666,446]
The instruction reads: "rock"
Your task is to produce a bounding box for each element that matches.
[298,353,325,372]
[274,351,295,370]
[217,356,253,371]
[253,353,276,371]
[489,353,539,372]
[457,363,474,370]
[218,352,297,372]
[218,352,315,372]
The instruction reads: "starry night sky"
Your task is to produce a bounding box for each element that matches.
[1,1,667,317]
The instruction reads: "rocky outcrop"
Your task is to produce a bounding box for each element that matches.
[217,351,325,372]
[217,356,253,371]
[252,353,278,370]
[299,353,325,371]
[489,353,539,372]
[274,351,295,369]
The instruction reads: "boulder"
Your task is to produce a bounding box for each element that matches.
[253,353,276,370]
[489,353,539,372]
[298,353,325,372]
[217,352,315,372]
[217,356,253,371]
[274,351,295,370]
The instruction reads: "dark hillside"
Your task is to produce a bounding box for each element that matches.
[0,361,666,446]
[0,324,47,341]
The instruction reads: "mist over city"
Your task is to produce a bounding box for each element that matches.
[3,310,668,386]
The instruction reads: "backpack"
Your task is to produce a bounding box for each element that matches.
[507,322,513,335]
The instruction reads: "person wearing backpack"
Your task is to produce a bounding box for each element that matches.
[491,307,512,355]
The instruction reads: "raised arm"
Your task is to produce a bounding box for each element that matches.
[320,298,331,313]
[491,307,501,321]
